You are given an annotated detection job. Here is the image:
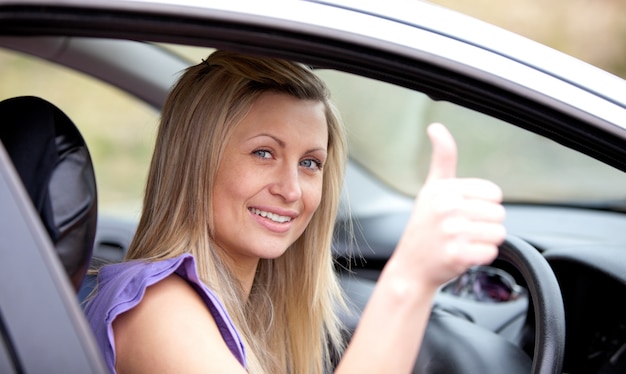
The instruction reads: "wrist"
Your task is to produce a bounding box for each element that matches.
[378,258,439,309]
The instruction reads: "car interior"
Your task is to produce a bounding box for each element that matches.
[1,5,626,372]
[0,94,105,373]
[0,96,97,291]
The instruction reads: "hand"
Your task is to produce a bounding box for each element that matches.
[392,123,505,290]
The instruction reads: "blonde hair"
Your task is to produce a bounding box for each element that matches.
[126,50,348,373]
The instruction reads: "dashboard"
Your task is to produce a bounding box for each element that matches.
[334,203,626,373]
[549,257,626,373]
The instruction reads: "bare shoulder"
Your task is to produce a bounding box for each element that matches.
[113,274,246,374]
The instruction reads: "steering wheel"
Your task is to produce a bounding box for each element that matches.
[413,235,565,374]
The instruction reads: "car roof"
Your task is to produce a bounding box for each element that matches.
[2,0,626,174]
[2,0,625,126]
[1,1,625,164]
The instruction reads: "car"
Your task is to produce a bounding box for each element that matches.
[1,0,625,373]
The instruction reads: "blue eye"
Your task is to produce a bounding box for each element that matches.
[301,158,322,170]
[253,149,272,159]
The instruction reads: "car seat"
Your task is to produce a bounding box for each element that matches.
[0,95,106,373]
[0,95,97,291]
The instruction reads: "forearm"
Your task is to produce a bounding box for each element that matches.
[335,123,504,373]
[335,259,438,374]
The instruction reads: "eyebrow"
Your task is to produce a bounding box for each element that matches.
[249,133,327,154]
[250,133,284,147]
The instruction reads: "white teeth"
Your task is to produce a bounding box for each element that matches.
[250,208,292,223]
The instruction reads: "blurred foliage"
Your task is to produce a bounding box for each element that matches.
[430,0,626,79]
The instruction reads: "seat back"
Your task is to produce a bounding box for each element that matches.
[0,95,97,291]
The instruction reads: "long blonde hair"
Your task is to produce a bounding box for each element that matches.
[126,50,348,373]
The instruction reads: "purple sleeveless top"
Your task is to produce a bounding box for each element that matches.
[83,254,246,373]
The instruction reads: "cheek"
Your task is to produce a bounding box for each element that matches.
[213,163,247,209]
[303,178,324,215]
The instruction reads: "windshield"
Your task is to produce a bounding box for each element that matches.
[316,69,626,206]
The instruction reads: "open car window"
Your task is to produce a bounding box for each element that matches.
[3,41,625,220]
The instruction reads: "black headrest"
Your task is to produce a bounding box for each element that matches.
[0,96,97,291]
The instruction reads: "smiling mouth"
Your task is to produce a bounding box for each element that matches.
[249,208,293,223]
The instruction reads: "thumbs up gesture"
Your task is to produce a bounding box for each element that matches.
[390,123,506,291]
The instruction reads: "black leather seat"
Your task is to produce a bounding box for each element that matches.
[0,95,97,291]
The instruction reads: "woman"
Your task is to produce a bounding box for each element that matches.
[85,50,505,373]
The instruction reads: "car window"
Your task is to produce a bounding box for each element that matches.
[316,69,626,207]
[0,47,158,219]
[3,41,624,217]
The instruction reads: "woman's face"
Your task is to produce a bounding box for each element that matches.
[212,91,328,272]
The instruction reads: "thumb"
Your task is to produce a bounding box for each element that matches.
[426,123,457,182]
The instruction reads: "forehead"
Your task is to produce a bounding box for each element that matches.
[233,91,328,144]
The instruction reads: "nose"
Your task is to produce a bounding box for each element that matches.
[269,163,302,202]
